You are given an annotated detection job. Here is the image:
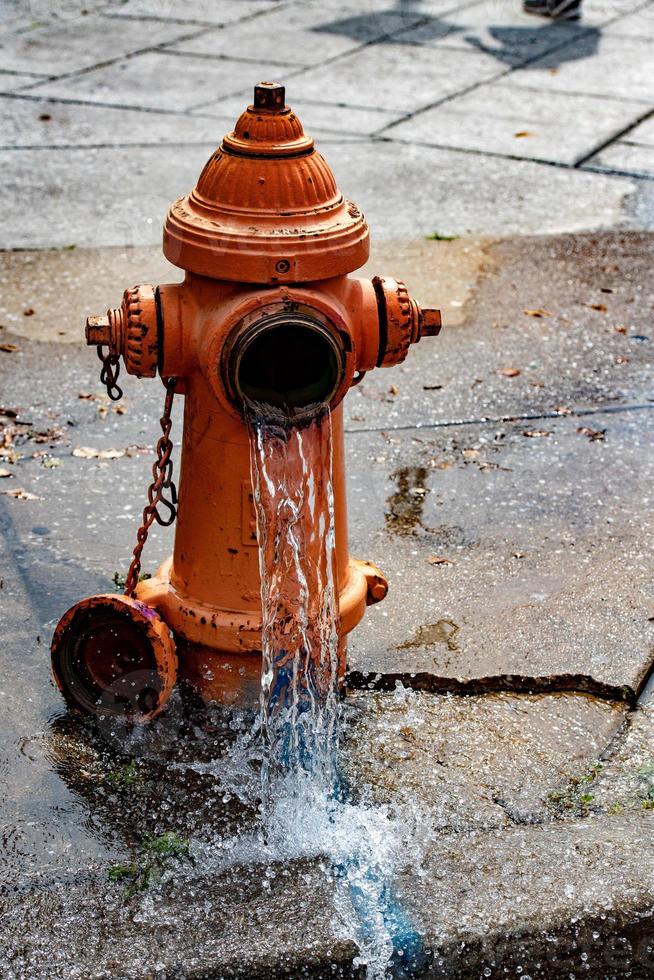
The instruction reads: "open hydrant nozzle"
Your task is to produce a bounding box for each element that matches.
[51,81,443,717]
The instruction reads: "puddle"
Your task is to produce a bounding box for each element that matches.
[385,465,429,536]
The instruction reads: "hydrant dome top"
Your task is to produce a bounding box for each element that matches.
[163,82,370,284]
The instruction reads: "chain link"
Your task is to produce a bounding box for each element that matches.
[124,377,178,597]
[97,345,123,401]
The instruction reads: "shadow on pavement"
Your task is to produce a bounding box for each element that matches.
[313,1,600,71]
[465,24,600,68]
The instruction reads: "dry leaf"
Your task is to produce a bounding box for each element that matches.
[0,468,13,478]
[1,487,41,500]
[388,384,399,396]
[0,344,18,353]
[523,308,552,318]
[588,303,607,312]
[498,367,521,377]
[23,308,35,317]
[124,445,150,457]
[427,556,453,566]
[523,429,551,438]
[514,131,534,138]
[463,448,479,458]
[72,446,124,460]
[613,326,627,334]
[577,427,605,442]
[29,427,63,444]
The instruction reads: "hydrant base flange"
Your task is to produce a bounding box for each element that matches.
[134,554,386,656]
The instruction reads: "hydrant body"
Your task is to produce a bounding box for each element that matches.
[51,83,441,718]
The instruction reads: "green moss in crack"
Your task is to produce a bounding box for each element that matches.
[546,763,603,817]
[108,831,192,894]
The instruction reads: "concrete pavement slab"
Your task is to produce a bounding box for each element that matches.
[586,140,654,178]
[105,0,284,27]
[331,138,635,236]
[511,33,654,104]
[0,69,47,92]
[0,246,180,343]
[281,42,505,112]
[166,1,426,66]
[348,232,654,428]
[30,49,302,111]
[399,810,654,977]
[0,0,122,35]
[621,114,654,146]
[605,5,654,37]
[0,136,637,249]
[0,142,216,248]
[0,95,233,147]
[346,411,654,699]
[344,690,625,827]
[387,78,645,164]
[0,14,199,76]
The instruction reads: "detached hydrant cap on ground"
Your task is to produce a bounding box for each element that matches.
[51,82,442,720]
[163,82,370,284]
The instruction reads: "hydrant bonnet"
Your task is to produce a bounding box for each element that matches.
[163,82,370,284]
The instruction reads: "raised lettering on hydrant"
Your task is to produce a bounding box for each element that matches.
[51,82,441,719]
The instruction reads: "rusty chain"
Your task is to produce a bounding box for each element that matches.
[124,376,178,597]
[97,345,123,401]
[95,350,178,597]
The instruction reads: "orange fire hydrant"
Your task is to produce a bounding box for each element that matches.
[51,82,441,720]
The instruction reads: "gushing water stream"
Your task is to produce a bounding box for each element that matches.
[249,407,341,800]
[245,407,429,979]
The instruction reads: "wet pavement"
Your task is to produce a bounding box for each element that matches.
[1,229,654,976]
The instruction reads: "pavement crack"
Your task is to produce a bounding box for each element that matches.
[346,670,634,705]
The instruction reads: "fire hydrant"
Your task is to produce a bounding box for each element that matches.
[51,82,441,720]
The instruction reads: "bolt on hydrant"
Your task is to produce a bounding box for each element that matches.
[51,82,441,720]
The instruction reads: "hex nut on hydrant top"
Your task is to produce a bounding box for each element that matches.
[51,82,442,720]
